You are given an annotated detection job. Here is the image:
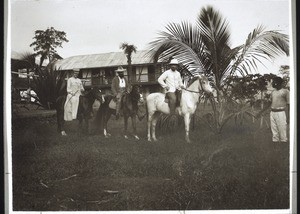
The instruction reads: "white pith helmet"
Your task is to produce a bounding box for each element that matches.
[169,59,179,65]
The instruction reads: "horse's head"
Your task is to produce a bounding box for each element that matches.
[130,85,144,103]
[90,87,104,101]
[197,75,213,94]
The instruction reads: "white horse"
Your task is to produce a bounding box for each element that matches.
[146,75,213,143]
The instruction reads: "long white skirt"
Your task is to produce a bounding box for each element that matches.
[64,94,80,121]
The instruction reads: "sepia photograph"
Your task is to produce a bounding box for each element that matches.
[4,0,296,213]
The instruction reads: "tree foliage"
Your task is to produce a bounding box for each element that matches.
[148,5,289,133]
[148,6,289,92]
[120,42,137,82]
[30,27,69,66]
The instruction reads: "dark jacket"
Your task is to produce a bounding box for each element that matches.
[111,76,129,96]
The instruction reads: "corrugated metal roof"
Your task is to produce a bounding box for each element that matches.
[54,50,158,70]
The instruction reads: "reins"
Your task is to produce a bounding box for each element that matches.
[182,78,205,94]
[182,88,203,94]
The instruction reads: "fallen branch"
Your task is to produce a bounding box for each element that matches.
[40,180,49,188]
[58,174,77,181]
[104,190,119,194]
[87,199,112,204]
[202,146,227,168]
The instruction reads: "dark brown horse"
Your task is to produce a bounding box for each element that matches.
[56,87,103,136]
[95,85,144,139]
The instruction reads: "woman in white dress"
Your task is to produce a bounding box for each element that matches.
[64,69,85,121]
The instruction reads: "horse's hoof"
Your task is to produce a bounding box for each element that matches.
[134,135,140,140]
[104,135,110,138]
[186,139,192,143]
[61,131,67,136]
[153,138,158,142]
[124,135,129,139]
[147,138,152,142]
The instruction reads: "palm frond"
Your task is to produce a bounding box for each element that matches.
[230,25,289,76]
[196,6,233,87]
[147,21,207,76]
[31,67,67,109]
[19,52,38,69]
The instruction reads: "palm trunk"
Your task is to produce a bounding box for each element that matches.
[260,91,264,128]
[127,58,132,83]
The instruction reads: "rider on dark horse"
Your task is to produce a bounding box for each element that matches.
[111,66,130,120]
[157,59,185,115]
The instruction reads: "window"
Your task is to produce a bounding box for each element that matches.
[81,69,92,86]
[136,66,148,82]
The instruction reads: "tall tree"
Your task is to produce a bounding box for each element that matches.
[120,42,137,82]
[148,6,289,133]
[148,6,289,97]
[30,27,68,67]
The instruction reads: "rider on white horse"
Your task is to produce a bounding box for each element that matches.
[157,59,185,115]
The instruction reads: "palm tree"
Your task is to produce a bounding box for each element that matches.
[120,42,137,82]
[148,5,289,133]
[148,6,289,98]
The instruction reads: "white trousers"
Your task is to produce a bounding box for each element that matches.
[270,111,287,142]
[64,94,80,121]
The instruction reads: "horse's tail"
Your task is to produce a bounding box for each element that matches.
[55,96,66,113]
[55,95,66,133]
[94,95,111,130]
[145,100,148,121]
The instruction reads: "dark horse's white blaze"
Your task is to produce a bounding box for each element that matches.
[146,75,213,143]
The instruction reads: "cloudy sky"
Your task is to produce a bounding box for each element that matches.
[9,0,291,74]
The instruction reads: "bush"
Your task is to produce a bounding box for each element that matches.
[31,67,67,109]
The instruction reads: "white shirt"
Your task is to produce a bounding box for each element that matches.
[118,77,126,88]
[67,77,84,96]
[158,69,184,92]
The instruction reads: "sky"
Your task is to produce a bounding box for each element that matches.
[9,0,292,74]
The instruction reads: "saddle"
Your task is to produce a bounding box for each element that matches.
[108,94,126,110]
[164,90,182,107]
[109,99,117,109]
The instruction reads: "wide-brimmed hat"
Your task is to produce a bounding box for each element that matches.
[115,66,126,72]
[72,68,80,73]
[169,59,179,65]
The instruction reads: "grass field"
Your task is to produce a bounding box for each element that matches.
[11,106,290,211]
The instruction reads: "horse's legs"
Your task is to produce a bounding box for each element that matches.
[147,111,154,141]
[57,110,67,136]
[85,118,89,134]
[124,114,129,139]
[151,112,160,142]
[131,114,139,140]
[184,113,192,143]
[103,111,112,138]
[103,114,109,138]
[78,116,83,134]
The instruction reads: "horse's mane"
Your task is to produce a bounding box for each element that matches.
[186,75,208,88]
[187,76,200,88]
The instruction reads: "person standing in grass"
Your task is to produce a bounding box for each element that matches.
[64,69,85,121]
[257,76,289,143]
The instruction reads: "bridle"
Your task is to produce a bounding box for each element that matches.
[182,78,205,94]
[126,86,142,102]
